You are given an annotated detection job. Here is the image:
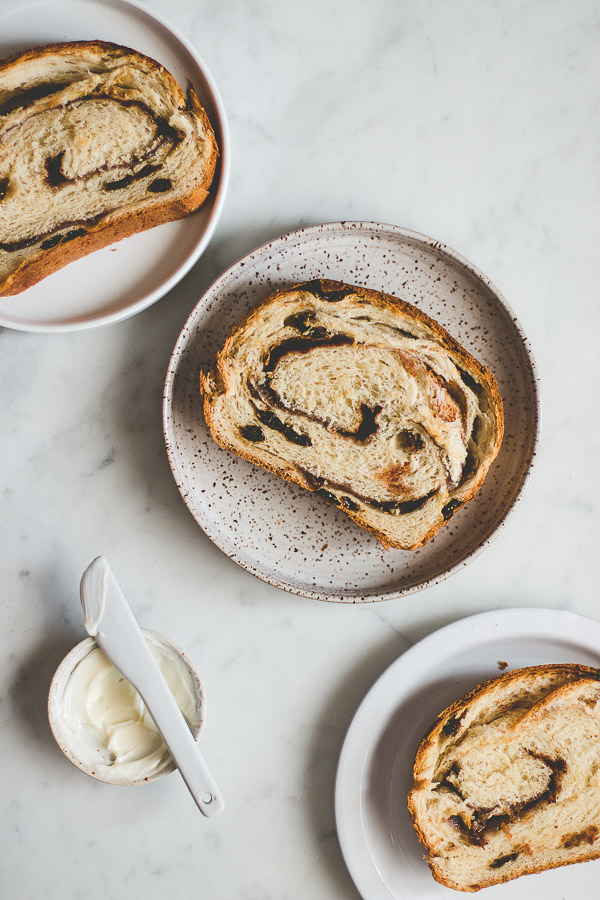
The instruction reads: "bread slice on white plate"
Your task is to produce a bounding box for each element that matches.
[0,41,218,296]
[408,664,600,891]
[201,279,503,550]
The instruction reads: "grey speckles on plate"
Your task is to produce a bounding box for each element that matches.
[162,222,540,602]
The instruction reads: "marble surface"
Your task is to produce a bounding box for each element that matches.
[1,1,599,897]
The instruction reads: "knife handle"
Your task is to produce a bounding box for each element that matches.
[132,664,225,817]
[81,557,224,817]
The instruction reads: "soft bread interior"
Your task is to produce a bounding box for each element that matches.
[202,280,503,550]
[0,42,217,290]
[409,666,600,891]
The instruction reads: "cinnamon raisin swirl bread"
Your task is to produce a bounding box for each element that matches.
[201,280,503,550]
[0,41,218,295]
[408,665,600,891]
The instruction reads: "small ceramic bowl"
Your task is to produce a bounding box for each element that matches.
[48,629,205,785]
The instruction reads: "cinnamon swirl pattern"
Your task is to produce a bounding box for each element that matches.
[201,280,504,550]
[408,665,600,891]
[0,41,218,296]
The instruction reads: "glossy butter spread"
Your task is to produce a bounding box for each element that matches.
[61,640,198,782]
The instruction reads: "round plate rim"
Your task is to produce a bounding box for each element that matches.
[163,221,541,602]
[334,606,600,900]
[0,0,230,333]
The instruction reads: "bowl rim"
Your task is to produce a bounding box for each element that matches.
[163,220,542,602]
[48,627,206,785]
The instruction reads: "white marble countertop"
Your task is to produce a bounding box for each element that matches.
[1,1,599,897]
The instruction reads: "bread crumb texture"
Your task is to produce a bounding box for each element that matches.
[408,664,600,891]
[0,41,218,295]
[201,280,503,550]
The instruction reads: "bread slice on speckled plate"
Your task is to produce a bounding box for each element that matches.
[201,279,503,550]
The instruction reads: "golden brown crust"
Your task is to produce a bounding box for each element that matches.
[0,40,182,90]
[412,664,597,775]
[0,41,219,297]
[201,279,504,551]
[431,845,600,893]
[0,188,207,297]
[407,663,600,891]
[433,845,600,893]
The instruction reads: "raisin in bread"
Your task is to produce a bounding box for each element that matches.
[0,41,218,296]
[408,664,600,892]
[201,279,503,550]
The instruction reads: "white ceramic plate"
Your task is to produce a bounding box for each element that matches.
[335,607,600,899]
[0,0,229,332]
[164,222,540,602]
[335,609,600,900]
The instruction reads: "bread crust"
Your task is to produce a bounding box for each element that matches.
[0,40,182,81]
[201,279,504,551]
[408,664,600,891]
[0,184,210,297]
[0,41,219,296]
[432,846,600,894]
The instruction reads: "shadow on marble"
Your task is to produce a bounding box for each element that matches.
[10,629,81,756]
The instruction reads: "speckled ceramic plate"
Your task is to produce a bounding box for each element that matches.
[163,222,540,602]
[335,608,600,899]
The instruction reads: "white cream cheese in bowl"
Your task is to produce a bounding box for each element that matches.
[48,629,205,785]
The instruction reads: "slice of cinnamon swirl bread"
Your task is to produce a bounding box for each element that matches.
[0,41,218,296]
[408,664,600,891]
[200,279,503,550]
